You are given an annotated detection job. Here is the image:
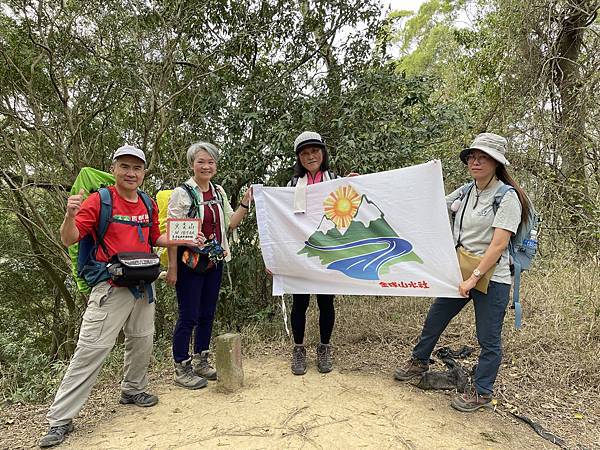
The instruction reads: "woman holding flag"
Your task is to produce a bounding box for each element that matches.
[285,131,344,376]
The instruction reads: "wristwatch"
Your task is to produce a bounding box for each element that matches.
[473,268,482,278]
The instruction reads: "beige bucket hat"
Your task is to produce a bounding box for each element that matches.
[460,132,510,166]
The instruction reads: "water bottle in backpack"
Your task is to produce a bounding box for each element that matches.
[522,229,538,251]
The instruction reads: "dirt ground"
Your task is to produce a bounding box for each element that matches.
[5,356,550,450]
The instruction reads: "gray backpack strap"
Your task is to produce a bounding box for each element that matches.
[492,184,514,214]
[212,183,225,205]
[180,183,201,218]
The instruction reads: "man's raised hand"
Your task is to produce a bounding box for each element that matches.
[66,189,85,218]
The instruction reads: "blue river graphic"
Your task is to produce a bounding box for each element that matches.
[304,236,416,280]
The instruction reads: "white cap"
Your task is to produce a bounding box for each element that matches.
[112,145,146,164]
[294,131,326,154]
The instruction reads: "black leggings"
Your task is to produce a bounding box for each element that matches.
[291,294,335,345]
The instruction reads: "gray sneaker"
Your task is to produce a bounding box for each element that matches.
[39,422,74,448]
[394,357,429,381]
[174,358,208,389]
[119,391,159,407]
[192,350,217,380]
[291,345,307,375]
[316,343,333,373]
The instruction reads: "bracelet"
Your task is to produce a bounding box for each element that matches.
[240,202,249,209]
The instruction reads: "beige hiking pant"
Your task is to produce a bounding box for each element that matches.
[46,281,155,427]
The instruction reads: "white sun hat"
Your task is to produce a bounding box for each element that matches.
[460,133,510,166]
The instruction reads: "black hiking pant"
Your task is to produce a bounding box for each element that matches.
[291,294,335,345]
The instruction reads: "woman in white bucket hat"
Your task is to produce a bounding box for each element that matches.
[394,132,532,412]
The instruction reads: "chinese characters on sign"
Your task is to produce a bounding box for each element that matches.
[378,281,430,289]
[167,218,201,245]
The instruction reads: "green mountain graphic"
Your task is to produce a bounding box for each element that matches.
[301,216,395,248]
[297,194,423,276]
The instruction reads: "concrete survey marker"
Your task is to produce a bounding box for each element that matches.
[215,333,244,393]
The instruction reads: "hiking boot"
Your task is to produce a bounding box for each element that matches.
[39,421,74,448]
[394,357,429,381]
[174,358,208,389]
[316,343,333,373]
[451,387,492,412]
[192,350,217,380]
[119,391,159,407]
[291,345,307,375]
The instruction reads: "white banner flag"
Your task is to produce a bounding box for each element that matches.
[254,161,462,298]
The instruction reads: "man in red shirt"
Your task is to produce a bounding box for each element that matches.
[39,146,172,448]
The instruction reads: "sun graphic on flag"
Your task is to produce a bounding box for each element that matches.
[323,185,361,229]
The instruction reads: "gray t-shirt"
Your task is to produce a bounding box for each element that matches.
[446,179,521,284]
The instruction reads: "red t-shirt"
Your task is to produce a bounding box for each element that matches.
[75,186,161,262]
[201,190,222,243]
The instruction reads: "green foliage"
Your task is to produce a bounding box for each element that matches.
[0,332,68,402]
[216,215,276,330]
[0,0,531,403]
[389,0,600,245]
[0,0,595,426]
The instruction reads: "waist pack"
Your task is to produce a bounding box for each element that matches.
[107,252,161,287]
[181,238,225,274]
[182,248,214,273]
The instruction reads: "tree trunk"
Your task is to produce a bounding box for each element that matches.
[552,0,597,231]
